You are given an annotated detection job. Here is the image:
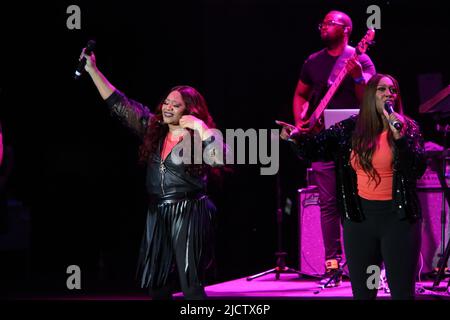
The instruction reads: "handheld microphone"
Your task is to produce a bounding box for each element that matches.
[74,40,96,80]
[384,100,402,131]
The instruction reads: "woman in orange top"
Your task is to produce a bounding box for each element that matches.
[278,74,426,299]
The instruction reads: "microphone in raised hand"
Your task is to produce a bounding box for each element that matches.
[74,40,96,80]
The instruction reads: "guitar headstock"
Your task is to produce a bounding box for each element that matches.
[356,28,375,55]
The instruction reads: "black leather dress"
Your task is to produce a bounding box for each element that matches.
[106,90,221,292]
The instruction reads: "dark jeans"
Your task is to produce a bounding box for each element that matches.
[311,161,342,261]
[343,197,422,300]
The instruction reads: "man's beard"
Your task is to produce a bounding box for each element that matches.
[321,34,343,48]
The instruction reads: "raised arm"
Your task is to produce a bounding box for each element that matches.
[81,50,153,137]
[79,48,115,100]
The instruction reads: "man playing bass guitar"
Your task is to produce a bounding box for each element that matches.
[292,10,376,286]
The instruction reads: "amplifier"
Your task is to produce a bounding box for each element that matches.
[417,166,450,189]
[298,186,346,276]
[417,190,450,274]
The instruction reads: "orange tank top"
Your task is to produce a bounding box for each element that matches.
[350,130,393,200]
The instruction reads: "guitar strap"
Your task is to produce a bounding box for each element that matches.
[327,45,355,86]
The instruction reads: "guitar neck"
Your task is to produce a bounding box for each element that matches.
[310,55,355,123]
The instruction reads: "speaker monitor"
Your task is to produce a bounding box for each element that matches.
[298,186,346,275]
[417,189,450,274]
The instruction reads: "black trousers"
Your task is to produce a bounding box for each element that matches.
[343,198,422,300]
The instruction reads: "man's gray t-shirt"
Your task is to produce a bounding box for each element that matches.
[299,48,376,110]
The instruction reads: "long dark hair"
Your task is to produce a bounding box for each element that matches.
[351,74,406,186]
[138,85,216,170]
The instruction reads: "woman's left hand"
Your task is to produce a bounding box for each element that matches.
[179,115,209,139]
[383,110,406,139]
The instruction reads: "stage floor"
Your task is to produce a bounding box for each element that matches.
[177,273,450,300]
[14,273,450,300]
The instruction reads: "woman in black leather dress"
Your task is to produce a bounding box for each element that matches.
[81,49,224,300]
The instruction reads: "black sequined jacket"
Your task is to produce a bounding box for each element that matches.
[290,115,426,222]
[105,90,224,198]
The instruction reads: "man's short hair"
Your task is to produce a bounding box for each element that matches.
[327,10,353,36]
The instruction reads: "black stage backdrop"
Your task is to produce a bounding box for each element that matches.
[0,0,448,296]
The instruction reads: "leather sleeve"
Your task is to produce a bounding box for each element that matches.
[105,90,153,138]
[289,116,355,162]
